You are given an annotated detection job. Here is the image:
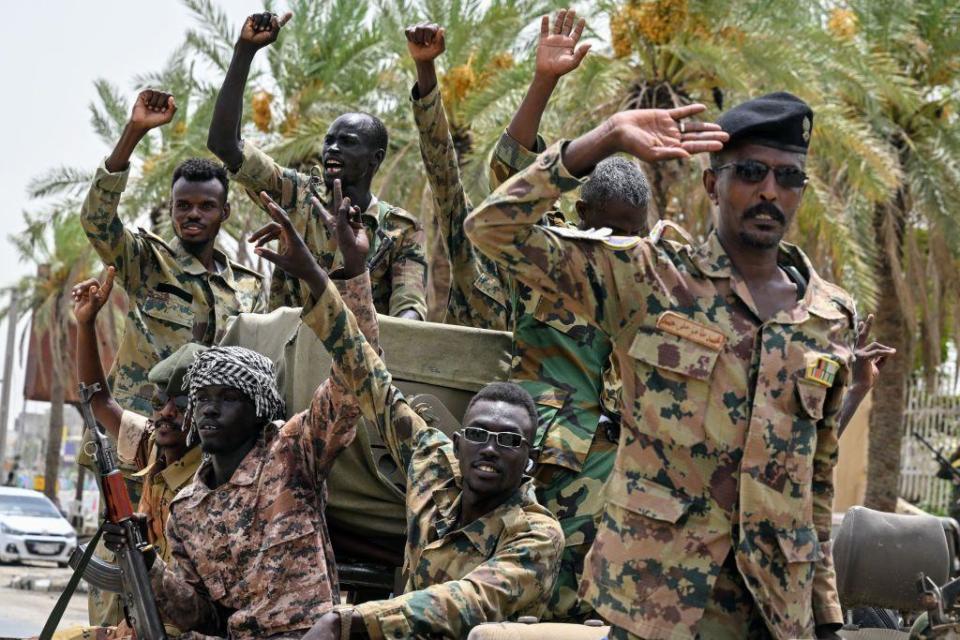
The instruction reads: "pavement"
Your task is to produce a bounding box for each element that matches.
[0,561,89,639]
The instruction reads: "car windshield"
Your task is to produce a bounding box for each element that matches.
[0,495,61,518]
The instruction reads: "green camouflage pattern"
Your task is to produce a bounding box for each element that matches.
[413,84,621,619]
[464,141,858,639]
[229,141,428,319]
[148,273,377,639]
[80,160,267,416]
[308,274,563,639]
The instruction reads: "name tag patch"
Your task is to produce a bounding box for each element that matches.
[656,311,726,352]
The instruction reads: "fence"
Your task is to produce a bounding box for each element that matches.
[899,373,960,514]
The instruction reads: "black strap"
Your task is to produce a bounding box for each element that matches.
[782,264,808,300]
[39,524,105,640]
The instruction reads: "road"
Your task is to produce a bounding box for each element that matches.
[0,562,88,639]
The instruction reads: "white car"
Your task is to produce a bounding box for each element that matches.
[0,487,77,566]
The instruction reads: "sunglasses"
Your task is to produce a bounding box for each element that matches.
[461,426,529,449]
[713,160,807,189]
[150,392,190,412]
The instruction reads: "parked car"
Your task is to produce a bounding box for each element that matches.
[0,487,77,567]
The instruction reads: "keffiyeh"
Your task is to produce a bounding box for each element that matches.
[183,346,286,422]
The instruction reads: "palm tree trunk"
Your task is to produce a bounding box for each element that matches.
[864,201,910,511]
[44,334,65,504]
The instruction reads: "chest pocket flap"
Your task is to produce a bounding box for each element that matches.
[606,470,692,524]
[628,326,721,381]
[140,294,194,329]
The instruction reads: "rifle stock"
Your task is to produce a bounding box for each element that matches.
[78,382,168,640]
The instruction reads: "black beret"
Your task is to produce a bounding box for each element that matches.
[717,92,813,154]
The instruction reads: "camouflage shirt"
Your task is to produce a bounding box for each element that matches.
[229,141,428,319]
[148,274,378,639]
[80,160,266,416]
[308,272,564,639]
[465,142,857,639]
[115,410,202,563]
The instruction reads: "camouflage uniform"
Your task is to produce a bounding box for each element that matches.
[147,274,378,639]
[308,271,564,639]
[115,411,202,562]
[413,84,619,619]
[80,160,267,416]
[464,142,856,639]
[228,141,428,318]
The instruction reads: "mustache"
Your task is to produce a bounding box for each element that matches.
[154,419,185,433]
[743,202,785,224]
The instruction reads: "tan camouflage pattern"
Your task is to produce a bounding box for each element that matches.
[115,410,202,563]
[147,273,377,639]
[305,273,564,639]
[413,84,621,619]
[80,160,267,416]
[228,141,428,318]
[464,142,857,639]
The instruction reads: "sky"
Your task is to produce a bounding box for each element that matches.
[0,0,274,458]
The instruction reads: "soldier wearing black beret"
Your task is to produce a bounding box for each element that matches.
[464,92,885,639]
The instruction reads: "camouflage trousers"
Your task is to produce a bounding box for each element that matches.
[605,552,771,640]
[535,430,617,622]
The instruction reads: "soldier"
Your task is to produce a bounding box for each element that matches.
[80,88,265,626]
[466,95,857,638]
[407,14,646,620]
[106,184,381,639]
[207,11,427,319]
[81,89,266,417]
[250,192,564,639]
[71,266,204,639]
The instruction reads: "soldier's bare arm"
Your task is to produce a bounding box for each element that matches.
[407,22,445,98]
[104,89,176,173]
[505,9,590,154]
[208,11,291,170]
[837,314,896,436]
[72,267,123,439]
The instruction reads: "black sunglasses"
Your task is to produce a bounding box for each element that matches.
[713,160,807,189]
[150,392,189,412]
[461,426,529,449]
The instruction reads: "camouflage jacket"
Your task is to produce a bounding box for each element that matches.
[229,141,428,319]
[308,273,564,639]
[115,410,202,563]
[80,160,266,416]
[413,85,618,472]
[148,274,378,639]
[464,142,857,639]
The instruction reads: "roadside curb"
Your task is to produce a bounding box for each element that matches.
[7,574,88,594]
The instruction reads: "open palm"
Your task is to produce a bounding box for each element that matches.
[536,9,590,78]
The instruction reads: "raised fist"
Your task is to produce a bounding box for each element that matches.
[405,22,446,63]
[129,89,176,132]
[239,11,292,50]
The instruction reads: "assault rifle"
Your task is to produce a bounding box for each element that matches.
[913,431,960,483]
[70,382,168,639]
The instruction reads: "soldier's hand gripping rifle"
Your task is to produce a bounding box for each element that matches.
[913,431,960,483]
[72,381,168,639]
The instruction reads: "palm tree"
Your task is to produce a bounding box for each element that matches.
[3,206,103,501]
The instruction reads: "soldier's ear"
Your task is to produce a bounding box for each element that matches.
[221,201,231,222]
[452,430,461,455]
[703,168,719,204]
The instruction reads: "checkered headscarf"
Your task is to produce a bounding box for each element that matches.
[183,346,285,423]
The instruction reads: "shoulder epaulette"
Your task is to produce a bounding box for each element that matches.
[230,260,266,279]
[137,227,175,254]
[548,225,643,250]
[378,201,419,225]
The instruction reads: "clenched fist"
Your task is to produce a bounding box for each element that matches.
[405,22,445,63]
[129,89,176,132]
[239,11,292,50]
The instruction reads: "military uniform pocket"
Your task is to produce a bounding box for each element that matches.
[199,568,227,601]
[605,470,692,524]
[473,270,507,308]
[776,525,824,564]
[627,327,720,447]
[140,293,194,330]
[785,380,829,486]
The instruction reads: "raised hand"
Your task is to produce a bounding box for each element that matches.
[238,11,292,50]
[71,267,116,326]
[536,9,590,79]
[129,90,176,132]
[611,104,728,162]
[851,314,896,391]
[251,192,326,292]
[315,179,369,279]
[405,22,446,63]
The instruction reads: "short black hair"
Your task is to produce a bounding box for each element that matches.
[359,112,389,155]
[465,382,538,439]
[171,158,229,203]
[582,157,650,212]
